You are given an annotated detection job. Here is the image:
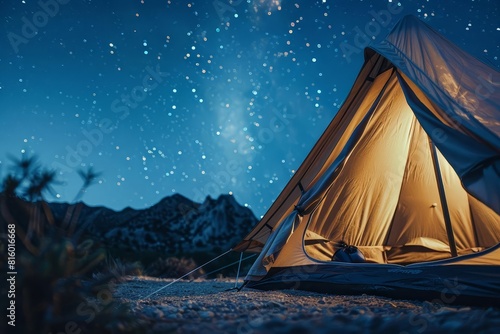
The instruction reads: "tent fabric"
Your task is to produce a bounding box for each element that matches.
[397,73,500,214]
[234,15,500,304]
[371,15,500,213]
[245,211,301,280]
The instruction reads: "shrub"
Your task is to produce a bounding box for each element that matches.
[0,155,144,333]
[145,256,205,279]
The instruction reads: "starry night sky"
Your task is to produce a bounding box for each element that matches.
[1,0,499,217]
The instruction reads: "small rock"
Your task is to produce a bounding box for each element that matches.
[166,313,180,319]
[349,306,373,317]
[249,316,266,327]
[246,302,260,310]
[265,301,284,308]
[142,306,164,319]
[184,301,201,310]
[199,311,215,319]
[318,298,326,305]
[270,314,287,321]
[159,305,178,315]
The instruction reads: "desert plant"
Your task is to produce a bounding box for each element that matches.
[7,153,38,182]
[92,255,143,282]
[0,154,144,333]
[145,256,205,279]
[75,166,102,202]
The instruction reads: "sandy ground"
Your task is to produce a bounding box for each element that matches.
[114,276,500,334]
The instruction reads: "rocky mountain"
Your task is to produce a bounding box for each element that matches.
[49,194,258,255]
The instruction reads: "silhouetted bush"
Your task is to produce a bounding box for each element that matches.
[0,154,144,333]
[145,256,205,279]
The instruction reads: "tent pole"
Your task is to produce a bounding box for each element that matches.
[428,138,458,257]
[234,251,244,288]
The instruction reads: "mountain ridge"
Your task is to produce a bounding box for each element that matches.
[48,193,258,255]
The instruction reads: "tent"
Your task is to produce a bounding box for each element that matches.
[233,15,500,305]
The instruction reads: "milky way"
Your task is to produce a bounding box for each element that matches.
[1,0,498,217]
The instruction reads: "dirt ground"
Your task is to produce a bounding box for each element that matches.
[113,276,500,333]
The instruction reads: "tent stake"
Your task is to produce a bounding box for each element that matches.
[429,138,458,257]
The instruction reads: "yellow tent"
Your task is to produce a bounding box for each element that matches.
[234,15,500,305]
